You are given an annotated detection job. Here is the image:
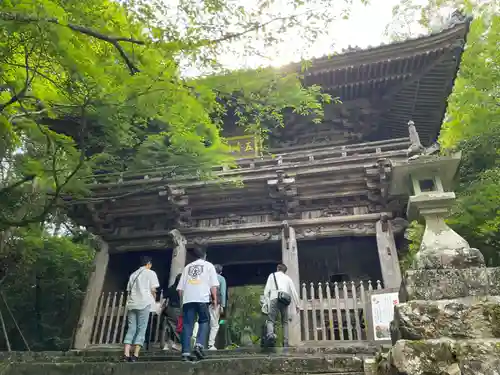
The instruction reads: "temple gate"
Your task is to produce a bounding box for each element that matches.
[68,19,470,349]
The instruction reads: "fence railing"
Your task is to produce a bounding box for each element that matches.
[300,280,383,342]
[87,137,410,184]
[90,290,166,346]
[89,279,385,346]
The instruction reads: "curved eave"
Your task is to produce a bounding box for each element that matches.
[288,21,470,74]
[378,21,471,145]
[281,21,470,146]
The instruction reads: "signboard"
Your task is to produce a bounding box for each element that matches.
[365,288,400,343]
[226,135,260,157]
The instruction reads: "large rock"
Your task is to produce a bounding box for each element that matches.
[413,246,485,270]
[388,339,500,375]
[392,297,500,340]
[400,267,500,301]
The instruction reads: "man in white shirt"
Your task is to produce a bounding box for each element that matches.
[263,263,300,348]
[177,245,219,361]
[123,256,160,362]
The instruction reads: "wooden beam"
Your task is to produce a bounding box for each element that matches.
[282,223,300,345]
[219,259,279,266]
[169,229,187,286]
[105,212,393,251]
[73,239,109,349]
[108,212,389,239]
[111,221,380,251]
[375,219,402,289]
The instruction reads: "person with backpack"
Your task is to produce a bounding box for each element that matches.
[263,263,300,348]
[159,273,182,352]
[208,264,227,350]
[123,256,160,362]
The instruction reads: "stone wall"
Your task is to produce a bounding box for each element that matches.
[377,268,500,374]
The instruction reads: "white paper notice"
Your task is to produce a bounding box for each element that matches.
[371,292,399,340]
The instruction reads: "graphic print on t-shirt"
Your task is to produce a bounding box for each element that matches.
[187,264,204,284]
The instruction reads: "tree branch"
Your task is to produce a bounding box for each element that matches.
[0,175,36,196]
[0,41,40,112]
[0,157,85,228]
[9,108,48,123]
[193,7,320,48]
[0,106,87,229]
[0,12,144,44]
[0,88,28,112]
[0,11,144,75]
[4,62,67,92]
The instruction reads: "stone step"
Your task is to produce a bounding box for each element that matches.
[263,373,365,375]
[85,342,379,355]
[54,354,371,364]
[3,353,371,364]
[1,344,378,364]
[4,355,366,375]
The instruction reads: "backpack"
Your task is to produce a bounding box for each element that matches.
[176,315,183,334]
[211,284,222,305]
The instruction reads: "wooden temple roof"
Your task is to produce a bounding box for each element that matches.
[279,18,470,146]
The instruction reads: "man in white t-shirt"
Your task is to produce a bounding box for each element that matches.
[177,245,219,361]
[263,263,300,347]
[123,256,160,362]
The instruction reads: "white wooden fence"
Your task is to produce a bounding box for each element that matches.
[89,280,384,346]
[300,280,384,342]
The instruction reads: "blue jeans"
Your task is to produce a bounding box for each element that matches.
[123,306,150,346]
[181,302,210,355]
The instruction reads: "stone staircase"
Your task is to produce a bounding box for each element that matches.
[0,344,378,375]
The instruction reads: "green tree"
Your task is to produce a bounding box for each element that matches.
[0,227,94,351]
[226,285,263,345]
[388,0,500,264]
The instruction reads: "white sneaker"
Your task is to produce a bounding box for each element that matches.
[171,343,181,352]
[162,340,174,351]
[208,346,217,351]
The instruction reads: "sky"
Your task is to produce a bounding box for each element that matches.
[213,0,425,70]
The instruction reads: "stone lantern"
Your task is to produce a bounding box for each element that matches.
[389,150,485,270]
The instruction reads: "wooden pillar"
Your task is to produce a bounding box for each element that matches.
[281,221,300,346]
[375,218,402,289]
[169,229,187,286]
[73,239,109,349]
